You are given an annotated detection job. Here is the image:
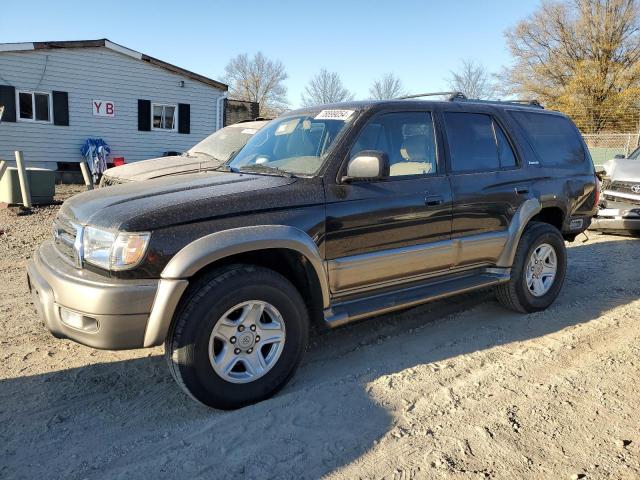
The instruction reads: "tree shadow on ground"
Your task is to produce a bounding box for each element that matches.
[1,237,638,479]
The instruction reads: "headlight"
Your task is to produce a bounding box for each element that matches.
[83,226,150,270]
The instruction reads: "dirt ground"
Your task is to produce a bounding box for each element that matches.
[1,185,639,480]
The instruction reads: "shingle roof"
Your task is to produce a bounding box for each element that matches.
[0,38,228,91]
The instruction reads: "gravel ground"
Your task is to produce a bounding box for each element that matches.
[1,185,639,479]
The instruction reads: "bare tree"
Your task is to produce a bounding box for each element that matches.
[447,59,496,99]
[223,52,289,117]
[502,0,640,133]
[369,73,407,99]
[301,69,354,107]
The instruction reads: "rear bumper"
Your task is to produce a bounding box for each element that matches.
[26,241,159,349]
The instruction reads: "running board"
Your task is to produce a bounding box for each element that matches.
[323,271,510,328]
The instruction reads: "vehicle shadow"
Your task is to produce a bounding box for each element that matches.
[1,237,638,480]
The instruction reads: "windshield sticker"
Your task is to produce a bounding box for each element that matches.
[241,128,258,134]
[314,109,354,121]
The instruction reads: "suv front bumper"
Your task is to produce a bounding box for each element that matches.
[589,203,640,234]
[26,241,159,350]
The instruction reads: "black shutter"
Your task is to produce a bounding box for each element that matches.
[0,85,16,122]
[138,99,151,131]
[178,103,190,134]
[52,91,69,126]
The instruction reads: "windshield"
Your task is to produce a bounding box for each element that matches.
[628,146,640,160]
[228,111,356,176]
[188,125,260,161]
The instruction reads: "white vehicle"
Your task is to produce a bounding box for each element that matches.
[99,120,269,187]
[591,149,640,235]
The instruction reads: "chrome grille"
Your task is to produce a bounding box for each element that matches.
[53,215,83,267]
[610,180,640,195]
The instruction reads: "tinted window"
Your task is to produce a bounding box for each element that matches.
[351,112,437,176]
[494,122,517,167]
[511,111,584,165]
[444,113,499,172]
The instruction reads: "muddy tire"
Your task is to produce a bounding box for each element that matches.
[496,222,567,313]
[165,264,309,409]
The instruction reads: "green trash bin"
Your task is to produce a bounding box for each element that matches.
[0,167,55,205]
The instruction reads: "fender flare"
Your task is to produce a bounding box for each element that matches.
[495,198,542,267]
[143,225,329,347]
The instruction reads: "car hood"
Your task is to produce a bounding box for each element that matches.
[102,154,223,182]
[603,158,640,182]
[60,172,298,231]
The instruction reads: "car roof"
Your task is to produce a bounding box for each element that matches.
[285,99,563,117]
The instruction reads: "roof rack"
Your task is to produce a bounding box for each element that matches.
[395,91,467,101]
[451,97,544,109]
[506,99,543,108]
[394,92,544,109]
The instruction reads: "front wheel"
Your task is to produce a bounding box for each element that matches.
[165,265,309,409]
[496,222,567,313]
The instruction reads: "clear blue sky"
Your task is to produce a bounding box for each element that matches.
[1,0,541,107]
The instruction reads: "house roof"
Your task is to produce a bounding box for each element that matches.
[0,39,228,91]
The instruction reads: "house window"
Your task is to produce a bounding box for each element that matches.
[152,103,177,131]
[17,91,52,122]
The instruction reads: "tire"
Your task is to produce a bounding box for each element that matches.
[496,222,567,313]
[165,264,309,409]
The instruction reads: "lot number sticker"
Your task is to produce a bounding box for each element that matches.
[314,109,354,121]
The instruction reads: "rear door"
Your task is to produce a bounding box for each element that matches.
[441,109,530,267]
[324,109,453,294]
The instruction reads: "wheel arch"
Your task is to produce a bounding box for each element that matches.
[143,225,329,347]
[496,198,542,267]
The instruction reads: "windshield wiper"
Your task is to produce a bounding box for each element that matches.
[236,164,295,178]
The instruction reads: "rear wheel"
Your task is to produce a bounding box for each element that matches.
[496,222,567,313]
[165,265,309,409]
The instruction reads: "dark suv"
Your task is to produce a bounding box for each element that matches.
[27,97,598,409]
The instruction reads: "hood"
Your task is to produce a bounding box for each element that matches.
[102,154,223,182]
[603,158,640,182]
[60,171,299,231]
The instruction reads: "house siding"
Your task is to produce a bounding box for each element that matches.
[0,47,224,168]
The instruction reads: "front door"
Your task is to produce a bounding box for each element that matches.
[324,110,453,294]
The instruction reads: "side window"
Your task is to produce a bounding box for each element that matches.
[351,111,437,177]
[444,112,499,172]
[511,111,585,166]
[493,121,517,167]
[444,112,517,172]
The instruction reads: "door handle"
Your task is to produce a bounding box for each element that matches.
[515,187,529,195]
[425,195,443,206]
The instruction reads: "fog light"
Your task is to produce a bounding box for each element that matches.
[59,307,98,332]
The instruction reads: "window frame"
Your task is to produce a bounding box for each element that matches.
[15,90,53,124]
[340,108,443,182]
[441,110,521,175]
[151,102,178,132]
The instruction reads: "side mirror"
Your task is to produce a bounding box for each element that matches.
[614,154,626,159]
[341,150,390,183]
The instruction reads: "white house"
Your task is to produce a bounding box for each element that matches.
[0,39,228,172]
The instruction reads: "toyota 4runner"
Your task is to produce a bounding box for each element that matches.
[27,96,598,409]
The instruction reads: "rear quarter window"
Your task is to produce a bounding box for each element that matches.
[510,111,585,166]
